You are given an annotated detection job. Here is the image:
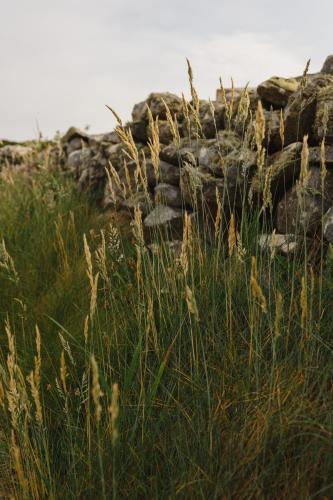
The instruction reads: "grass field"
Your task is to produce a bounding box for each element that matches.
[0,166,333,499]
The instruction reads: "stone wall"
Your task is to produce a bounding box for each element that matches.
[3,55,333,253]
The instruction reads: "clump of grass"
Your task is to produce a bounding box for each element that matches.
[1,64,333,499]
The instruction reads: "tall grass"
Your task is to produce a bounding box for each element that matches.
[1,70,333,499]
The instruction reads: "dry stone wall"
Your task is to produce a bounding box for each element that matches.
[3,56,333,253]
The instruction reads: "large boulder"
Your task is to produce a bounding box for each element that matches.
[129,121,148,143]
[259,233,303,256]
[143,205,184,237]
[216,87,258,112]
[251,142,303,203]
[257,77,299,109]
[323,207,333,242]
[61,126,90,144]
[67,148,92,178]
[321,55,333,75]
[121,191,151,216]
[284,74,333,145]
[61,127,90,155]
[104,143,126,171]
[314,85,333,143]
[198,101,225,139]
[308,144,333,167]
[180,163,249,211]
[198,131,256,179]
[276,167,333,235]
[264,108,285,153]
[78,152,108,194]
[132,92,183,123]
[152,120,174,145]
[103,161,137,209]
[159,138,199,167]
[0,144,33,167]
[154,183,182,208]
[145,159,180,187]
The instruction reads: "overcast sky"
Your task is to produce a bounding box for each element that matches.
[1,0,333,141]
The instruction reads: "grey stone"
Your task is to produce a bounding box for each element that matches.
[78,153,107,193]
[159,139,199,167]
[180,163,248,210]
[321,56,333,75]
[146,159,180,187]
[198,133,256,179]
[257,77,299,109]
[323,207,333,242]
[148,239,182,257]
[216,87,258,114]
[314,85,333,144]
[157,120,174,144]
[198,101,225,139]
[0,145,33,166]
[276,167,333,235]
[259,233,300,256]
[264,108,284,153]
[66,137,87,155]
[67,148,92,177]
[154,183,182,208]
[251,142,303,203]
[284,74,333,145]
[61,127,89,145]
[144,205,184,234]
[121,191,151,216]
[308,145,333,167]
[88,131,120,151]
[130,121,148,143]
[104,143,125,171]
[132,92,182,123]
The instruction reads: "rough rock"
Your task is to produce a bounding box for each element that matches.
[198,131,256,179]
[121,191,151,216]
[129,121,148,143]
[0,145,33,166]
[104,143,126,171]
[257,77,299,109]
[105,161,139,203]
[159,139,198,167]
[154,183,182,208]
[314,85,333,143]
[198,131,243,173]
[143,205,184,236]
[78,153,108,194]
[284,74,333,145]
[180,164,248,210]
[132,92,183,123]
[276,167,333,234]
[148,239,182,257]
[259,233,301,256]
[92,131,120,144]
[144,120,175,145]
[323,207,333,242]
[321,55,333,75]
[264,109,284,152]
[216,87,258,111]
[308,144,333,167]
[67,148,92,177]
[145,159,180,187]
[61,127,90,144]
[198,101,225,139]
[251,142,303,203]
[61,127,90,155]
